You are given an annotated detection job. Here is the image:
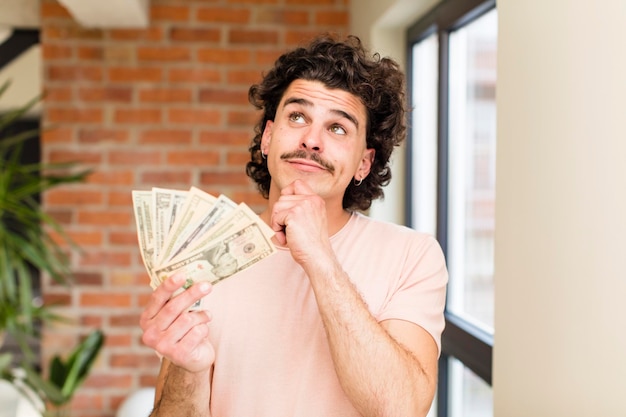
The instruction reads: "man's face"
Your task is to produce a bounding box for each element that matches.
[260,79,374,206]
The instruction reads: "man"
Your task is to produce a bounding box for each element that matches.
[140,34,447,417]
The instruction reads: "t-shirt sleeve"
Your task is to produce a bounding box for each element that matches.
[377,234,448,355]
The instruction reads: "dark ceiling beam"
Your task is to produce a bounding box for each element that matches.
[0,29,39,72]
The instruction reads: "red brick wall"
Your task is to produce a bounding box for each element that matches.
[40,0,349,415]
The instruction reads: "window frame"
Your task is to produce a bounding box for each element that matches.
[405,0,496,414]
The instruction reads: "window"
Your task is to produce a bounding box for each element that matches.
[407,1,496,416]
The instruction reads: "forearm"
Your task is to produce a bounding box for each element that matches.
[151,360,212,417]
[306,259,434,417]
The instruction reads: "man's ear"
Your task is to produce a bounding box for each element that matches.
[357,148,375,180]
[261,120,273,153]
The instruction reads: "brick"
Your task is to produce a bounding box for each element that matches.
[79,250,132,268]
[108,191,132,207]
[139,129,193,144]
[200,171,249,186]
[110,353,160,368]
[199,88,249,105]
[109,150,162,165]
[197,48,251,65]
[168,108,221,125]
[46,108,103,124]
[73,271,104,285]
[199,130,251,146]
[46,189,104,205]
[108,67,163,83]
[42,44,73,60]
[286,0,336,4]
[42,26,104,41]
[228,29,279,45]
[103,45,135,62]
[256,9,309,25]
[109,231,138,246]
[48,150,102,164]
[254,48,284,66]
[167,151,220,166]
[78,87,133,102]
[168,68,221,84]
[114,108,163,124]
[41,127,74,144]
[227,150,251,165]
[104,333,133,347]
[80,315,104,327]
[46,209,72,225]
[42,292,72,306]
[80,291,131,307]
[77,46,104,60]
[196,7,251,24]
[141,171,192,185]
[137,46,192,62]
[139,87,192,103]
[227,109,258,126]
[78,128,129,144]
[110,314,140,327]
[44,86,73,102]
[81,373,133,388]
[151,5,191,21]
[110,27,164,41]
[85,170,135,186]
[315,10,349,26]
[47,65,103,82]
[170,27,221,43]
[78,211,131,226]
[227,69,263,85]
[110,271,149,286]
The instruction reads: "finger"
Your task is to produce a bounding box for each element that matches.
[142,273,187,321]
[161,310,211,346]
[162,281,213,322]
[291,179,315,195]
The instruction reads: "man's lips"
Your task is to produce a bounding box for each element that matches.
[280,150,335,173]
[286,158,326,171]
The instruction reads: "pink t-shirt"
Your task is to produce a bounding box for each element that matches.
[204,212,447,417]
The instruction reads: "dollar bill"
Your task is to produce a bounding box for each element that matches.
[132,186,276,294]
[166,194,238,262]
[132,190,156,281]
[174,202,274,261]
[156,187,217,267]
[152,187,188,261]
[153,222,277,305]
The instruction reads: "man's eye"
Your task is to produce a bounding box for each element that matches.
[289,112,305,123]
[330,125,347,135]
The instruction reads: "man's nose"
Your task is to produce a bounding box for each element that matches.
[300,125,324,152]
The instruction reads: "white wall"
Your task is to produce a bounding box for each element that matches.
[350,0,438,225]
[352,0,626,415]
[494,0,626,415]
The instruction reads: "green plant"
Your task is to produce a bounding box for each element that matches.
[0,81,101,414]
[24,330,105,415]
[0,80,89,357]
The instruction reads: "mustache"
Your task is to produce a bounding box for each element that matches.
[280,150,335,174]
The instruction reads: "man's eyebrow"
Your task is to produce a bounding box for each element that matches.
[282,96,359,129]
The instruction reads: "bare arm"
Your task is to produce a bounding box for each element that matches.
[270,180,439,417]
[150,359,212,417]
[305,257,438,417]
[140,274,215,417]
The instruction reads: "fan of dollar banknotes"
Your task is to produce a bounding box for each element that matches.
[132,187,276,294]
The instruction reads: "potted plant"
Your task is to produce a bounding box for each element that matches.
[0,80,103,416]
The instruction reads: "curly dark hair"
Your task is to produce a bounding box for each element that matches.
[245,34,408,211]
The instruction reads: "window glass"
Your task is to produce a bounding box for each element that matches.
[449,357,493,416]
[447,9,498,332]
[410,33,439,236]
